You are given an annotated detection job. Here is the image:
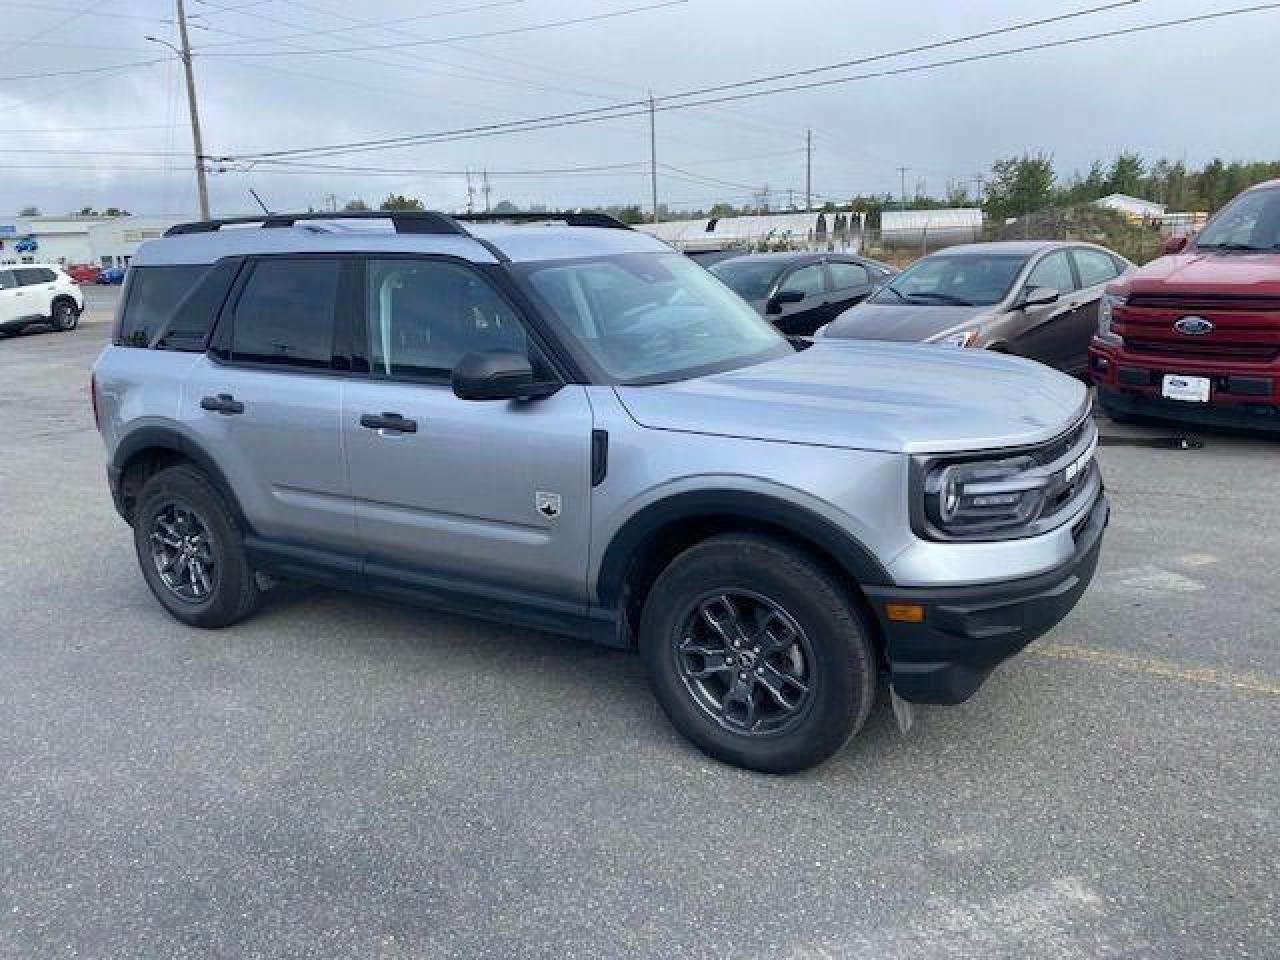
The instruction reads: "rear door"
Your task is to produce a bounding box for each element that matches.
[1009,250,1081,370]
[185,256,356,550]
[771,261,829,335]
[1068,248,1126,373]
[0,270,20,325]
[825,259,875,316]
[341,256,593,607]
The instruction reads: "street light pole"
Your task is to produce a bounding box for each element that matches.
[150,0,209,220]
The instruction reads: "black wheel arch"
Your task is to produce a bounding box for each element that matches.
[111,426,248,530]
[596,489,893,647]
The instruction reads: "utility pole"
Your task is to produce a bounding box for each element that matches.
[174,0,208,220]
[897,166,909,211]
[466,171,475,213]
[481,170,491,213]
[805,128,812,212]
[648,94,658,223]
[969,174,984,206]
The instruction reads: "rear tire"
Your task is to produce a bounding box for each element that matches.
[639,534,876,773]
[133,465,261,628]
[50,299,79,332]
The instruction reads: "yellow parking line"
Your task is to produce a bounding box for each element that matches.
[1034,643,1280,698]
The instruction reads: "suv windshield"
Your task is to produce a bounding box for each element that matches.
[1196,187,1280,250]
[869,253,1028,307]
[709,258,785,300]
[518,252,791,383]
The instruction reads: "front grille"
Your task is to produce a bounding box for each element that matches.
[1116,297,1280,364]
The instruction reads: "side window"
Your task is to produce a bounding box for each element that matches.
[1024,251,1076,294]
[117,265,211,348]
[1073,248,1120,288]
[780,263,826,296]
[15,268,45,286]
[828,261,870,290]
[0,271,14,290]
[366,259,530,382]
[231,258,340,368]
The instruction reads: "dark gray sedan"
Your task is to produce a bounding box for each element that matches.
[710,252,897,337]
[818,241,1132,376]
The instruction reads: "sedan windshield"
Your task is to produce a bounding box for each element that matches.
[709,258,785,301]
[1196,188,1280,250]
[869,253,1028,307]
[518,252,792,384]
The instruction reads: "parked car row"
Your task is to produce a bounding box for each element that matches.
[710,177,1280,435]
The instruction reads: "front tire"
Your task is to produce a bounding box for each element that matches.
[133,465,261,628]
[50,299,79,332]
[639,534,877,773]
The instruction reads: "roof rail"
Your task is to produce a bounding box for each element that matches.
[453,211,633,231]
[164,211,468,237]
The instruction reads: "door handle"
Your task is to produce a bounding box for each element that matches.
[360,412,417,434]
[200,393,245,415]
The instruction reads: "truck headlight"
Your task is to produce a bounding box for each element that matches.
[1097,293,1126,345]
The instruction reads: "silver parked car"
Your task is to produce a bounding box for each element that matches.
[819,241,1133,376]
[92,211,1107,772]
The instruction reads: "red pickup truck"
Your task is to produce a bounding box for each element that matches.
[1090,179,1280,432]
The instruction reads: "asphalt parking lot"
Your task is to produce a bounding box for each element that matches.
[1,289,1277,959]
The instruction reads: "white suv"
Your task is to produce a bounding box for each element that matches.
[0,264,84,336]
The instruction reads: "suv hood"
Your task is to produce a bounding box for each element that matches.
[1121,250,1280,296]
[615,341,1087,455]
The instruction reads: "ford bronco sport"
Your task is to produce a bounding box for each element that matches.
[1091,179,1280,431]
[92,211,1107,773]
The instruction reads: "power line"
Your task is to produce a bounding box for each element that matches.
[3,0,171,22]
[194,0,528,47]
[196,0,692,57]
[215,1,1280,163]
[0,60,165,83]
[1,0,108,55]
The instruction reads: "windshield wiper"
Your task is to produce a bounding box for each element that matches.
[905,291,975,306]
[1197,242,1271,252]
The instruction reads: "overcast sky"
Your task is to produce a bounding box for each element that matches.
[2,0,1277,218]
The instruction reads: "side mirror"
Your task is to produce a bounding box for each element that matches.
[767,288,806,314]
[1163,233,1190,255]
[1021,286,1059,308]
[451,350,557,401]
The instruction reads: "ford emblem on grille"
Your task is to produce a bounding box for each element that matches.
[1174,316,1214,336]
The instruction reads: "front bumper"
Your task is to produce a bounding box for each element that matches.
[865,491,1109,705]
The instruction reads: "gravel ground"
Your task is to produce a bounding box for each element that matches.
[1,292,1276,959]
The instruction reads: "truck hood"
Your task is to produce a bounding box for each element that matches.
[1122,250,1280,297]
[823,302,991,342]
[614,340,1087,455]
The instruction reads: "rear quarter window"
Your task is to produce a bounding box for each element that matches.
[115,263,233,350]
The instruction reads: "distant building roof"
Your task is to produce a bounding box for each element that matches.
[1094,193,1166,217]
[634,211,847,251]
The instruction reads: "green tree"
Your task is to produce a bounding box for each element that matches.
[379,193,425,211]
[1107,152,1145,196]
[18,205,40,216]
[343,198,371,212]
[491,200,519,213]
[944,180,971,207]
[983,152,1056,221]
[104,207,130,217]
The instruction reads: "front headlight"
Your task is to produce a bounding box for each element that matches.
[1097,292,1126,345]
[924,456,1045,535]
[917,416,1100,540]
[933,329,979,348]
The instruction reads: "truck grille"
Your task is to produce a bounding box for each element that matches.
[1118,295,1280,364]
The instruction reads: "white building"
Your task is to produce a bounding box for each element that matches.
[0,214,191,267]
[1094,193,1166,220]
[879,208,983,248]
[635,211,860,252]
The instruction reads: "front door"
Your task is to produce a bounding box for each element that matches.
[342,257,593,606]
[771,262,830,335]
[1010,250,1082,371]
[825,259,875,318]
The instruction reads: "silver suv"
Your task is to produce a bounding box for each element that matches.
[92,212,1108,772]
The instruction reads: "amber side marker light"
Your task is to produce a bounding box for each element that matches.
[885,603,926,623]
